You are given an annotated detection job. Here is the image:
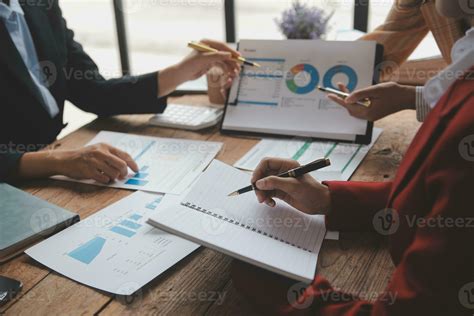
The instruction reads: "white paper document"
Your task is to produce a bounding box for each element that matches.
[54,131,222,194]
[148,160,327,283]
[234,128,382,182]
[26,191,199,295]
[223,40,378,141]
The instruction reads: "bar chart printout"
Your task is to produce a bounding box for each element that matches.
[53,131,223,194]
[26,192,199,295]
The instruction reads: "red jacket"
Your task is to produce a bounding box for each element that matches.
[232,72,474,315]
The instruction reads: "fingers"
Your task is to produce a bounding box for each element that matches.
[345,85,378,104]
[91,169,111,184]
[337,82,349,93]
[94,151,128,179]
[108,146,139,172]
[93,158,121,181]
[251,158,300,184]
[327,94,348,107]
[344,104,369,119]
[262,190,290,207]
[255,175,299,192]
[203,51,233,64]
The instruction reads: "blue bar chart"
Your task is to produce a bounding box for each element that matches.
[68,236,106,265]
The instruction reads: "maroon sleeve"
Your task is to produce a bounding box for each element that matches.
[323,181,392,232]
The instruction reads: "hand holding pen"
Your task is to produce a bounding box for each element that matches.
[229,158,332,215]
[325,82,416,122]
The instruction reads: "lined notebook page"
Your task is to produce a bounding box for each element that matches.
[148,160,327,282]
[182,160,326,253]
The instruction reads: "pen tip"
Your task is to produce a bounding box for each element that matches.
[227,191,239,197]
[253,62,261,68]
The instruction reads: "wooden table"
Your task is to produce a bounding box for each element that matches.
[0,95,421,315]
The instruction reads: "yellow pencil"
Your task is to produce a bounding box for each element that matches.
[188,41,261,68]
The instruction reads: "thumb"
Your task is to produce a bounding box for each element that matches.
[255,176,298,193]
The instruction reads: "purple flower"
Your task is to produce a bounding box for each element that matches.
[275,1,333,39]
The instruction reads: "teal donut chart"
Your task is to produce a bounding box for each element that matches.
[323,65,358,92]
[286,64,320,94]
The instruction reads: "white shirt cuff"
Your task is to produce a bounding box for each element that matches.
[416,86,431,122]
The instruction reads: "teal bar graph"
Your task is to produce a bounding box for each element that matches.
[120,219,142,230]
[110,225,136,238]
[129,214,142,221]
[68,236,106,264]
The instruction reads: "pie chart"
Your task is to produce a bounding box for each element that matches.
[323,65,358,91]
[286,64,319,94]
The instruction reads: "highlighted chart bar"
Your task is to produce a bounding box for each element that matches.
[110,226,136,238]
[68,236,106,265]
[120,219,142,230]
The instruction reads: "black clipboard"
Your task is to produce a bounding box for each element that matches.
[220,43,384,145]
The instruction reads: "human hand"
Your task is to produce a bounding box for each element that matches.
[251,158,331,215]
[327,82,416,121]
[158,39,241,97]
[57,143,139,184]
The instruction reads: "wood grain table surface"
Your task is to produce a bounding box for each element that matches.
[0,95,421,316]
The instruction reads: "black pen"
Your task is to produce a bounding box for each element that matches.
[227,158,331,197]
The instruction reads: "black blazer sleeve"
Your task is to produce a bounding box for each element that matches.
[0,152,23,181]
[54,3,167,116]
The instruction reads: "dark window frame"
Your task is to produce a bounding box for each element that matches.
[113,0,369,75]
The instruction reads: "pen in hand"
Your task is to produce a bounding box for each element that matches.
[318,86,371,107]
[188,41,261,68]
[227,158,331,197]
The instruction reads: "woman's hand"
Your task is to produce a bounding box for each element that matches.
[327,82,416,121]
[158,39,241,97]
[56,143,139,183]
[251,158,331,215]
[17,143,139,183]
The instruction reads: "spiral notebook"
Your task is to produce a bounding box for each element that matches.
[148,160,326,283]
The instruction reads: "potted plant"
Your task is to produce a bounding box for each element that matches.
[275,1,333,39]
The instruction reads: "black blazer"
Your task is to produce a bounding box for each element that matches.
[0,0,167,180]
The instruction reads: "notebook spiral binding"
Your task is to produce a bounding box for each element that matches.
[181,201,312,253]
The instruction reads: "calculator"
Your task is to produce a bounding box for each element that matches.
[148,104,224,131]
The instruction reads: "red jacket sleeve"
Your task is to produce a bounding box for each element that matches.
[283,126,474,316]
[232,168,472,315]
[323,181,392,232]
